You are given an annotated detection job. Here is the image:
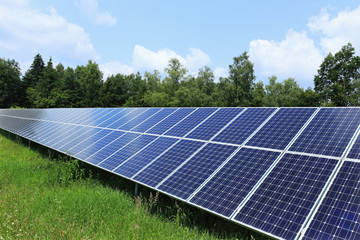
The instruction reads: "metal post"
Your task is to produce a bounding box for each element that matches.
[134,183,139,197]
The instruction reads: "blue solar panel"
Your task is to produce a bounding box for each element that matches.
[82,108,119,126]
[190,148,280,217]
[97,108,137,128]
[113,137,178,178]
[246,108,316,150]
[119,108,161,130]
[59,127,102,153]
[347,134,360,159]
[74,130,125,160]
[2,107,360,240]
[164,108,218,137]
[234,153,338,240]
[158,143,237,200]
[51,126,89,149]
[133,140,205,187]
[290,108,360,157]
[98,134,158,171]
[131,108,178,133]
[302,161,360,240]
[40,124,77,146]
[67,129,113,157]
[213,108,276,145]
[186,108,244,141]
[146,108,195,135]
[86,132,140,165]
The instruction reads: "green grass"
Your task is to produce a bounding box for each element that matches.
[0,132,270,240]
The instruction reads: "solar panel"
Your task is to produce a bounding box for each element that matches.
[246,108,316,150]
[213,108,276,145]
[302,161,360,240]
[86,132,140,165]
[185,108,244,141]
[98,134,158,171]
[145,108,196,135]
[234,153,338,240]
[131,108,178,133]
[290,108,360,157]
[347,133,360,159]
[189,148,280,217]
[113,137,179,178]
[1,107,360,240]
[158,143,238,200]
[164,108,218,137]
[133,140,205,187]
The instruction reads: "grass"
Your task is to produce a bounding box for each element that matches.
[0,132,270,239]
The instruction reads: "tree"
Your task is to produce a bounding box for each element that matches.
[76,60,103,107]
[99,73,129,107]
[27,58,60,108]
[0,58,22,108]
[22,53,45,107]
[163,58,187,95]
[252,81,266,107]
[315,43,360,106]
[228,52,255,106]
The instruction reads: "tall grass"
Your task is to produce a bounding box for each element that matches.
[0,132,270,239]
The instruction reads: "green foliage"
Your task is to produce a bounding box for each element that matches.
[0,58,22,108]
[76,60,103,107]
[3,46,360,108]
[315,43,360,106]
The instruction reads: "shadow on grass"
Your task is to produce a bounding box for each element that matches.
[2,130,274,240]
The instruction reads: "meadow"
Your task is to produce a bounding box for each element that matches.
[0,131,269,239]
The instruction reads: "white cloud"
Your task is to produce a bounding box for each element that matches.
[250,29,323,87]
[132,45,211,74]
[308,6,360,54]
[0,1,98,65]
[100,61,134,78]
[101,45,213,79]
[75,0,116,26]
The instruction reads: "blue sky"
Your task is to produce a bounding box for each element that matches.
[1,0,360,88]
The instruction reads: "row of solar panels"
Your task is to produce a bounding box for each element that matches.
[0,107,359,240]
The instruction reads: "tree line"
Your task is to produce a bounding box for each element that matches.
[1,43,359,109]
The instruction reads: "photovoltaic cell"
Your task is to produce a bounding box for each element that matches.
[234,153,338,240]
[68,129,113,157]
[133,140,205,187]
[213,108,276,145]
[190,148,280,217]
[74,130,125,160]
[113,137,178,178]
[86,132,139,165]
[246,108,316,150]
[98,108,139,128]
[347,134,360,159]
[119,108,161,130]
[131,108,178,133]
[290,108,360,157]
[146,108,195,135]
[158,143,237,200]
[303,161,360,240]
[164,108,218,137]
[51,126,89,149]
[98,134,158,171]
[59,127,102,153]
[186,108,244,141]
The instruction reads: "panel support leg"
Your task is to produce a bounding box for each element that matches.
[134,183,139,197]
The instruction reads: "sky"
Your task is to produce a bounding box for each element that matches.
[1,0,360,88]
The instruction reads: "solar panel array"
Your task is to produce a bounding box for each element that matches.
[0,107,359,240]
